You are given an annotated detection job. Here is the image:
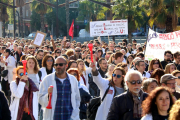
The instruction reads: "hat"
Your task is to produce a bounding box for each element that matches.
[160,74,177,84]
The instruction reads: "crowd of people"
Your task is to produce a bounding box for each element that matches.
[0,37,180,120]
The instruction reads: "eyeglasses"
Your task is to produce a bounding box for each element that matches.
[47,60,53,62]
[112,74,121,78]
[153,62,159,65]
[19,72,28,76]
[178,76,180,79]
[29,47,34,49]
[75,50,81,52]
[56,52,61,54]
[54,63,66,66]
[166,82,176,86]
[128,80,142,85]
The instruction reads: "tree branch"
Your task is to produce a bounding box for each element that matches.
[58,0,79,7]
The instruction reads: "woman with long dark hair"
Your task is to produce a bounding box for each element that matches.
[148,58,163,74]
[40,54,55,80]
[90,62,126,120]
[141,87,175,120]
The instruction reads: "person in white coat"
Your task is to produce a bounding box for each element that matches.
[0,49,16,97]
[40,54,55,81]
[9,66,39,120]
[38,56,80,120]
[141,87,175,120]
[90,61,126,120]
[77,59,92,89]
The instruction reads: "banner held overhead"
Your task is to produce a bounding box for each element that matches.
[90,20,128,37]
[145,28,180,61]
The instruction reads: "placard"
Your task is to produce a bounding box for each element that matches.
[90,20,128,37]
[145,28,180,61]
[33,31,46,47]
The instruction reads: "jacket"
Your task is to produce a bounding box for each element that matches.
[38,72,81,120]
[107,90,148,120]
[161,60,172,69]
[141,114,152,120]
[79,67,92,89]
[40,67,55,81]
[2,56,16,83]
[98,68,107,78]
[9,80,38,120]
[0,91,11,120]
[93,73,115,120]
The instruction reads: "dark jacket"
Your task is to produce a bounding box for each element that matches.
[0,91,11,120]
[79,88,91,119]
[98,68,108,78]
[107,90,148,120]
[173,91,180,100]
[161,60,172,69]
[173,62,180,71]
[88,73,100,97]
[37,59,42,68]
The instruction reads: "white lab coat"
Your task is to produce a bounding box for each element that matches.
[40,67,55,81]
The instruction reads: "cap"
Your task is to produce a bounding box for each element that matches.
[160,74,177,84]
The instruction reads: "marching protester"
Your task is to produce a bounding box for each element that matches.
[148,58,163,74]
[164,63,177,74]
[135,60,151,78]
[38,56,80,120]
[171,70,180,93]
[142,78,158,94]
[40,54,55,81]
[9,66,39,120]
[141,87,175,120]
[35,49,44,68]
[107,70,148,120]
[0,49,16,97]
[161,50,173,69]
[90,61,126,120]
[169,99,180,120]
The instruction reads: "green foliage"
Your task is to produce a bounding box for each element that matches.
[30,10,41,30]
[147,0,180,30]
[112,0,145,33]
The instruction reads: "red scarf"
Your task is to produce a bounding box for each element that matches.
[81,74,86,85]
[16,77,39,120]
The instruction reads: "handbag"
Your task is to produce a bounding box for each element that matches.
[87,85,111,120]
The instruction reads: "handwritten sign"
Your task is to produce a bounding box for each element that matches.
[90,20,128,37]
[145,28,180,61]
[33,31,46,47]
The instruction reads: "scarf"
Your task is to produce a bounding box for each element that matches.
[132,90,143,118]
[16,77,39,120]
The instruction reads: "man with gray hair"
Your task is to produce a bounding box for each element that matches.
[107,71,148,120]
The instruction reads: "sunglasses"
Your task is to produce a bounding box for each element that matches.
[178,76,180,79]
[89,57,91,59]
[47,60,53,62]
[75,50,81,52]
[72,73,77,76]
[54,63,66,66]
[19,72,28,76]
[153,62,159,65]
[56,52,61,54]
[128,80,142,85]
[112,74,121,78]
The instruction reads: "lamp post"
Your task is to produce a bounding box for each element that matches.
[16,11,20,37]
[13,0,16,39]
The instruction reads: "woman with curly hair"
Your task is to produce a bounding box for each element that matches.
[141,87,175,120]
[169,99,180,120]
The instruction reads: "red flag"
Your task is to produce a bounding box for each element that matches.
[69,19,74,40]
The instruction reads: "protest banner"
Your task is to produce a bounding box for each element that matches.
[145,28,180,61]
[90,20,128,37]
[33,31,46,47]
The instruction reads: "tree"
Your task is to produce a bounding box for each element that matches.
[112,0,145,43]
[65,0,69,38]
[0,0,10,37]
[147,0,180,33]
[16,0,25,37]
[77,0,108,32]
[31,0,52,32]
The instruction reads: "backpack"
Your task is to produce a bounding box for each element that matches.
[87,85,110,120]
